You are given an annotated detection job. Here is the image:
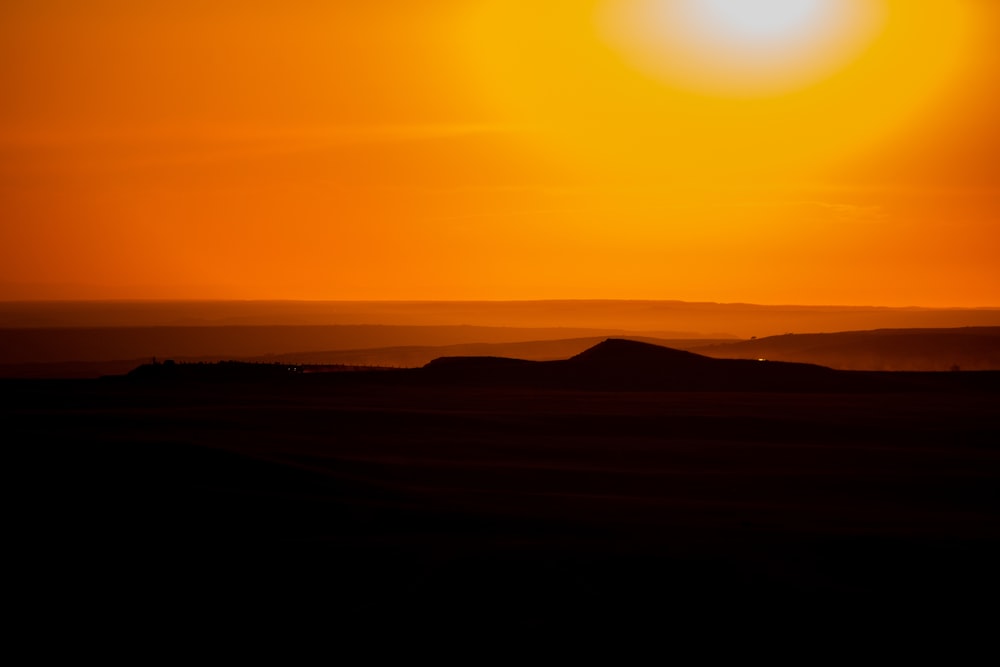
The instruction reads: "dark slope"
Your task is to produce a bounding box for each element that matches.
[565,338,844,390]
[692,326,1000,371]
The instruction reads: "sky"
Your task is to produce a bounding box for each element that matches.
[1,0,997,306]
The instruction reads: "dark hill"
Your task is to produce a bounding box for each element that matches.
[567,337,710,367]
[118,338,1000,393]
[422,338,854,391]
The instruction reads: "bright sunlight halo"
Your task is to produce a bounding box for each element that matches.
[695,0,828,42]
[598,0,888,95]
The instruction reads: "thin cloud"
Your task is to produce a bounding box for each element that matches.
[0,122,525,171]
[804,200,887,222]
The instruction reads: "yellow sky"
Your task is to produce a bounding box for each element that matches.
[1,0,997,306]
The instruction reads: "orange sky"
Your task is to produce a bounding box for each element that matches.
[1,0,997,306]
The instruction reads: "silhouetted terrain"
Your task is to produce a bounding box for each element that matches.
[126,338,1000,393]
[241,335,728,368]
[8,338,999,634]
[6,324,1000,378]
[4,300,999,378]
[0,324,648,365]
[420,338,851,391]
[0,325,677,377]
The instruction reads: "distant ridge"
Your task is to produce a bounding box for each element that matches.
[692,326,1000,371]
[2,299,998,338]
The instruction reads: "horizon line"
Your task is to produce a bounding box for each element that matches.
[2,297,1000,310]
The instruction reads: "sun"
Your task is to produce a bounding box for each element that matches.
[694,0,830,43]
[459,0,973,175]
[598,0,889,96]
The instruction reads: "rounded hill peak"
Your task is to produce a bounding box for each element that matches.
[569,338,711,366]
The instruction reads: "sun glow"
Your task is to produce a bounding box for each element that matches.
[695,0,830,42]
[460,0,971,170]
[598,0,888,95]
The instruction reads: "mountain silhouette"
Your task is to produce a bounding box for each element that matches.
[421,338,849,391]
[121,338,1000,392]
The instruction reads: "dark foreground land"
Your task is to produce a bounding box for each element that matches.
[8,343,1000,637]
